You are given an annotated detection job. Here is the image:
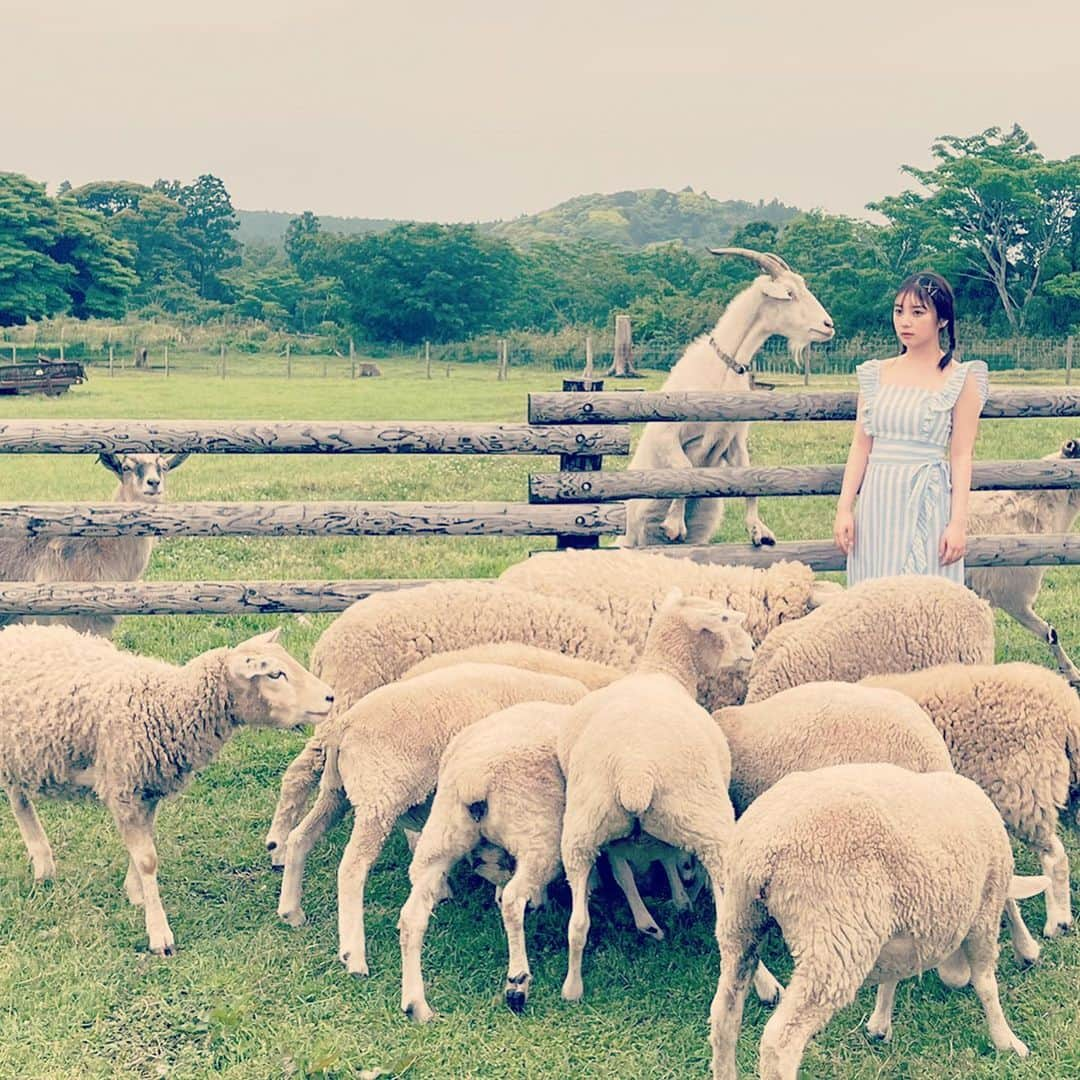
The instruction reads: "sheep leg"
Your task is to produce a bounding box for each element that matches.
[1005,602,1080,685]
[112,800,173,957]
[657,847,693,911]
[277,783,348,928]
[501,853,556,1014]
[608,849,665,940]
[962,922,1029,1057]
[723,426,775,547]
[1039,834,1073,937]
[709,934,758,1080]
[265,738,326,868]
[866,980,898,1042]
[757,970,851,1080]
[1003,898,1041,965]
[398,806,480,1023]
[661,499,688,543]
[337,815,392,977]
[6,789,56,883]
[123,858,144,906]
[560,859,595,1002]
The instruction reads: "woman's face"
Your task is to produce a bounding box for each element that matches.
[893,289,944,352]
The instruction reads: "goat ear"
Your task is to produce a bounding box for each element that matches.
[97,452,123,476]
[760,280,791,301]
[164,452,190,470]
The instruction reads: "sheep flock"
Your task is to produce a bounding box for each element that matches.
[2,541,1077,1079]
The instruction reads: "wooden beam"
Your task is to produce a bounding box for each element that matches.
[529,459,1080,503]
[0,501,626,538]
[527,388,1080,424]
[0,420,629,457]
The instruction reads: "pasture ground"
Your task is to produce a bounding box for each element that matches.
[0,359,1076,1078]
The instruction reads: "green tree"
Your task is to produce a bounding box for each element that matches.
[871,125,1080,332]
[0,173,136,325]
[285,211,321,278]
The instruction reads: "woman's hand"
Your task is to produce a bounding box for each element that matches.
[833,507,855,555]
[939,520,967,565]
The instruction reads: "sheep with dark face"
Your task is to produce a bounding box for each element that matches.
[0,451,189,637]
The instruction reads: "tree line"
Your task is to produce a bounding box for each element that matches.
[1,125,1078,345]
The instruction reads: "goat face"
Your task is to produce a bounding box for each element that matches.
[97,452,189,501]
[752,270,835,348]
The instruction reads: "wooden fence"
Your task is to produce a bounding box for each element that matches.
[1,386,1079,616]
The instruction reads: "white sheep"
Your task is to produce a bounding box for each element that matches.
[556,591,781,1003]
[0,452,188,637]
[621,247,834,548]
[709,763,1049,1080]
[966,438,1080,685]
[0,624,333,955]
[274,662,589,976]
[400,642,624,689]
[862,661,1080,938]
[500,549,839,707]
[745,575,995,702]
[265,580,634,864]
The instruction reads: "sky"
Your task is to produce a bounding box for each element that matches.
[6,0,1079,224]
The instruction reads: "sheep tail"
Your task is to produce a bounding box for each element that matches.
[615,768,655,816]
[1009,874,1051,900]
[453,760,491,813]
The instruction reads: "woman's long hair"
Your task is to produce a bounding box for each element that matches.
[896,271,956,370]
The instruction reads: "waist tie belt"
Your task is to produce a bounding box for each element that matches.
[868,440,950,574]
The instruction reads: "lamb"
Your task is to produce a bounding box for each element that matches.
[274,662,589,976]
[744,575,995,702]
[499,548,839,707]
[709,764,1048,1080]
[621,247,834,548]
[398,703,705,1021]
[0,624,333,956]
[966,438,1080,686]
[400,642,624,689]
[265,580,634,864]
[0,452,188,638]
[556,590,781,1003]
[862,662,1080,938]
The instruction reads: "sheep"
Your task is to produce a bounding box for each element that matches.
[709,763,1049,1080]
[274,662,589,976]
[400,642,624,689]
[0,624,333,956]
[398,704,706,1021]
[499,549,840,707]
[265,581,634,864]
[556,591,783,1004]
[0,452,188,638]
[966,438,1080,686]
[744,575,995,703]
[621,248,834,548]
[862,662,1080,939]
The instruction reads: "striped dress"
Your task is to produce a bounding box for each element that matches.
[846,358,990,586]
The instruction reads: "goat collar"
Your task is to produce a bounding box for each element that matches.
[708,335,749,377]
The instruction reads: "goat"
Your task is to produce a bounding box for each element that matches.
[622,249,834,548]
[0,452,188,637]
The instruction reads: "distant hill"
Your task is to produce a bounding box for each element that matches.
[237,188,802,250]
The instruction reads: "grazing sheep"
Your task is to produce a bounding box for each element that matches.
[745,575,995,703]
[0,624,333,956]
[0,452,188,637]
[500,549,839,707]
[620,248,834,548]
[556,591,780,1003]
[966,438,1080,685]
[274,663,589,976]
[401,643,624,690]
[709,764,1048,1080]
[265,581,633,864]
[862,662,1080,938]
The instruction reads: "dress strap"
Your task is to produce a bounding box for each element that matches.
[931,360,990,413]
[855,359,882,435]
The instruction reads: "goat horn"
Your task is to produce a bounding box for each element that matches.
[707,247,791,277]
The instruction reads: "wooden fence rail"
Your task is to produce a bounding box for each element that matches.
[529,460,1080,503]
[528,389,1080,424]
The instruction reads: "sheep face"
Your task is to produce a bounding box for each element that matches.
[97,452,190,501]
[225,630,336,728]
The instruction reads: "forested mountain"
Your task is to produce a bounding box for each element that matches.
[237,209,401,246]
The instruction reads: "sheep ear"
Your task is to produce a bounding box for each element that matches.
[1009,874,1051,900]
[97,452,124,476]
[226,653,272,681]
[243,627,282,646]
[809,581,844,608]
[164,452,190,470]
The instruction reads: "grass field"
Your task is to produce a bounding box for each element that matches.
[0,360,1077,1079]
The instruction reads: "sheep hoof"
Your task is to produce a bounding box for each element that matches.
[866,1023,892,1044]
[403,1000,433,1024]
[505,989,528,1014]
[1004,1036,1029,1058]
[561,980,583,1003]
[279,908,306,928]
[1044,918,1072,938]
[750,527,776,547]
[151,942,176,958]
[640,923,665,941]
[340,951,369,977]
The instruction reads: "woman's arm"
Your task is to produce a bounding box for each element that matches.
[833,395,873,554]
[940,373,982,564]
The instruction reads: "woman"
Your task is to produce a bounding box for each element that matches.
[833,272,989,585]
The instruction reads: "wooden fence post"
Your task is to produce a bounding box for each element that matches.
[426,342,432,380]
[1067,336,1074,386]
[350,338,356,379]
[286,343,292,379]
[220,343,226,380]
[164,344,169,378]
[10,344,16,363]
[555,377,605,551]
[109,345,114,376]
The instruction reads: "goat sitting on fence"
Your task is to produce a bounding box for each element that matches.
[0,452,188,638]
[621,248,834,548]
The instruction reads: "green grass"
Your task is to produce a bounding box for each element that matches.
[0,359,1078,1078]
